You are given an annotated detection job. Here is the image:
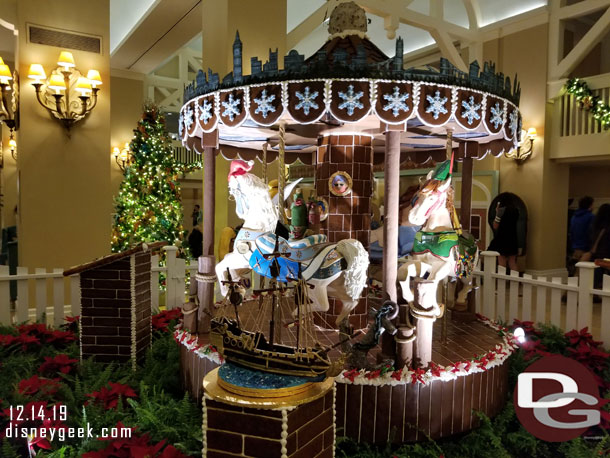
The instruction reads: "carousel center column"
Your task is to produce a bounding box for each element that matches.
[315,134,373,329]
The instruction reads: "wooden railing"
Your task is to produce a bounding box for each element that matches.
[0,246,197,326]
[549,73,610,161]
[558,75,610,137]
[473,251,610,344]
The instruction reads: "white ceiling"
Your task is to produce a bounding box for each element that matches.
[112,0,550,74]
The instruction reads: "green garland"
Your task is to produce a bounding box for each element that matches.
[565,78,610,129]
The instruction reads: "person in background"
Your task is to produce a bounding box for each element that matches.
[569,196,594,261]
[582,203,610,288]
[188,224,203,259]
[192,204,201,228]
[488,199,520,272]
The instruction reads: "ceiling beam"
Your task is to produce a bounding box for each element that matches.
[430,0,444,19]
[286,3,330,50]
[552,6,610,79]
[556,0,610,20]
[356,0,476,41]
[462,0,482,30]
[429,28,468,72]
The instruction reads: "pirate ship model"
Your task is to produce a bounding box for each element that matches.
[209,236,342,381]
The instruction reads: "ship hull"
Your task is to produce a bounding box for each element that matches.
[210,317,331,379]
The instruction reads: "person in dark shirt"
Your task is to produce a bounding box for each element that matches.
[488,199,519,272]
[570,196,594,258]
[188,225,203,259]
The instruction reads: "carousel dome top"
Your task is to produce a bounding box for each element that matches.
[180,3,523,167]
[327,1,368,39]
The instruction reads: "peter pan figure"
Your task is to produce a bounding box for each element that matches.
[286,188,308,239]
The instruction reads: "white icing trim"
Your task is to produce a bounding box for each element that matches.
[130,255,137,372]
[336,314,517,386]
[202,394,209,457]
[280,408,288,458]
[174,327,225,365]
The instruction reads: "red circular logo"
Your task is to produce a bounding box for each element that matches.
[514,355,601,442]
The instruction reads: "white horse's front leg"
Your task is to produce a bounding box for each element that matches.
[455,274,472,307]
[398,260,430,304]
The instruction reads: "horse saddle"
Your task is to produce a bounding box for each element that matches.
[255,233,329,262]
[250,233,344,281]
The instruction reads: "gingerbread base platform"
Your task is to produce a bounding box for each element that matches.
[177,300,515,443]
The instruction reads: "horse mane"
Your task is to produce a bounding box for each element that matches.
[236,172,278,231]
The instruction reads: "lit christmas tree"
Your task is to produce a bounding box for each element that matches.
[111,104,197,256]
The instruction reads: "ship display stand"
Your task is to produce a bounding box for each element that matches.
[176,1,520,448]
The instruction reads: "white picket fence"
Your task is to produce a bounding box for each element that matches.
[0,246,196,327]
[473,251,610,344]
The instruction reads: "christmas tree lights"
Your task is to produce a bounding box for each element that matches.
[111,104,200,257]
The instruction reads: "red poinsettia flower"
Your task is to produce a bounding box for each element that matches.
[391,368,403,381]
[17,323,50,337]
[86,382,138,409]
[39,354,79,375]
[14,333,42,351]
[158,444,190,458]
[152,309,183,332]
[565,327,602,348]
[364,369,381,380]
[567,343,610,372]
[26,432,52,454]
[428,362,443,377]
[411,367,426,384]
[46,329,77,345]
[0,334,16,346]
[18,375,62,397]
[342,369,360,383]
[512,319,537,335]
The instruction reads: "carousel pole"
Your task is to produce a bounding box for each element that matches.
[262,142,268,185]
[197,132,219,333]
[277,121,286,224]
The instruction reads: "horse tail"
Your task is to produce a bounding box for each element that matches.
[336,239,369,301]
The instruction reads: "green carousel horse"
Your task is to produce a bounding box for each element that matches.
[397,160,479,317]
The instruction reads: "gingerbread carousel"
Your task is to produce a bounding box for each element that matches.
[176,2,520,454]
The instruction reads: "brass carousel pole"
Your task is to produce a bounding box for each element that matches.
[277,121,286,224]
[262,142,268,185]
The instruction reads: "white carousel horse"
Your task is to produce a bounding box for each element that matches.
[397,164,479,315]
[215,161,369,327]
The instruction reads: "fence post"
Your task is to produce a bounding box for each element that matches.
[602,275,610,346]
[575,261,597,331]
[164,246,178,310]
[0,265,10,325]
[481,251,498,319]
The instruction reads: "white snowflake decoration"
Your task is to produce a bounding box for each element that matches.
[178,112,184,137]
[461,96,481,125]
[184,106,194,130]
[221,93,241,121]
[490,102,504,129]
[508,110,519,136]
[199,99,213,124]
[383,86,410,117]
[253,89,276,119]
[295,86,319,115]
[425,90,448,120]
[337,84,364,116]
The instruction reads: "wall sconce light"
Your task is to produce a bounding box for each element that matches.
[0,55,19,131]
[505,127,536,165]
[8,131,17,160]
[28,51,102,135]
[112,143,132,171]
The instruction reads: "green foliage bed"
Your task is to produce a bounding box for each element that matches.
[0,315,607,457]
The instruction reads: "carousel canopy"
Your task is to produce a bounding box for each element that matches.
[180,2,521,166]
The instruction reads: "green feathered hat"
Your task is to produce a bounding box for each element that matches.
[431,159,452,181]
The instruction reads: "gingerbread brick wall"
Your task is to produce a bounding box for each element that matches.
[315,134,373,329]
[80,252,151,366]
[204,389,334,457]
